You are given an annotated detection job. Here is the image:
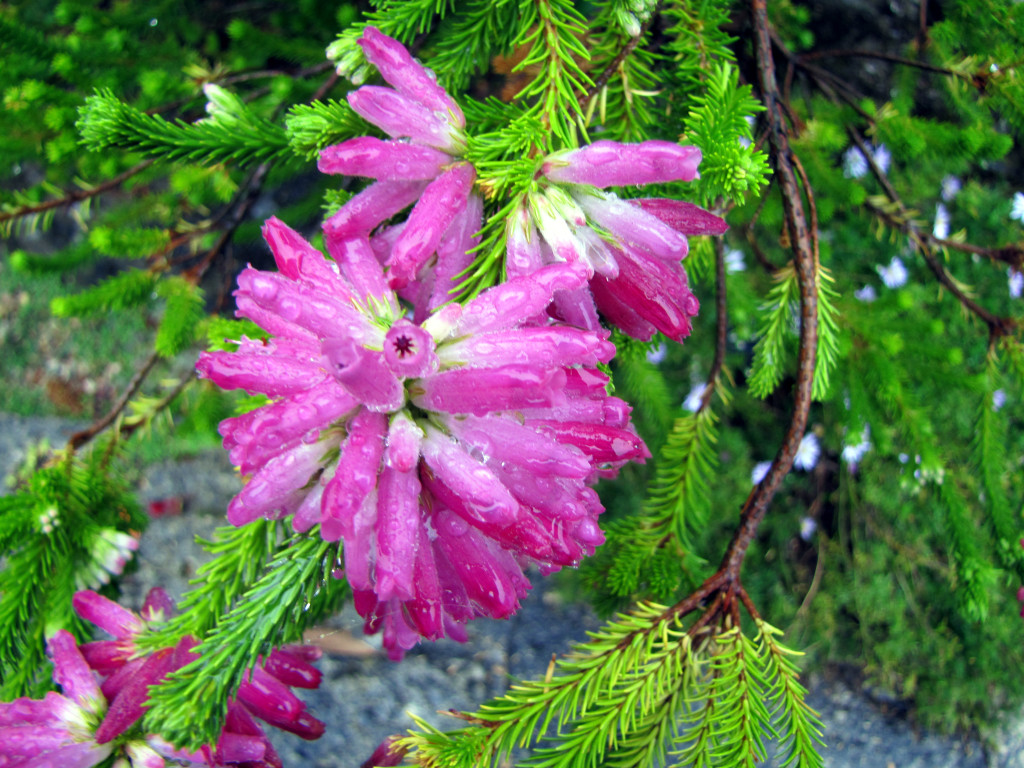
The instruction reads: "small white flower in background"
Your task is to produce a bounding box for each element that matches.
[877,256,908,288]
[1011,191,1024,223]
[842,146,868,179]
[933,203,950,239]
[646,341,667,365]
[751,461,772,485]
[872,144,891,174]
[941,175,962,202]
[992,389,1007,411]
[738,115,755,148]
[841,426,872,469]
[794,433,821,471]
[683,382,707,412]
[799,517,818,542]
[854,285,877,302]
[724,248,746,274]
[37,506,59,535]
[898,452,909,464]
[1010,269,1023,299]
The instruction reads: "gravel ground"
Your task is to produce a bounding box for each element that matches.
[2,412,1022,768]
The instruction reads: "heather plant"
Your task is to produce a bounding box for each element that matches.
[2,1,1024,767]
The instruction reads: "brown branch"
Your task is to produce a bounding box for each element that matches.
[0,160,154,228]
[579,28,645,110]
[797,48,955,77]
[67,350,161,452]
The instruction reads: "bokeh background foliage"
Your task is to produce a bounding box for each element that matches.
[1,0,1023,760]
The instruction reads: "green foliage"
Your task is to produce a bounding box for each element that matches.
[154,277,205,358]
[285,98,367,160]
[0,455,146,698]
[747,263,801,398]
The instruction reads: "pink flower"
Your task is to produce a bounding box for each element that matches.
[58,589,325,767]
[197,218,648,658]
[511,140,727,343]
[319,27,478,297]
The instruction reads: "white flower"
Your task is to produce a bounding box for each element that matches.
[1009,269,1023,299]
[646,341,667,365]
[1011,192,1024,223]
[941,175,961,202]
[683,383,707,412]
[876,256,908,288]
[751,461,772,485]
[841,426,871,467]
[872,144,891,174]
[794,433,820,471]
[992,389,1007,411]
[799,517,817,542]
[933,203,950,239]
[854,285,877,302]
[842,146,868,179]
[724,248,746,274]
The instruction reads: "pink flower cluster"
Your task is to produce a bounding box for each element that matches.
[198,28,725,659]
[0,590,324,768]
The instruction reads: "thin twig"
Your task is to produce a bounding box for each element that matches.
[67,350,161,451]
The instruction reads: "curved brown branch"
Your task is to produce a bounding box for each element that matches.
[67,350,161,452]
[0,160,154,229]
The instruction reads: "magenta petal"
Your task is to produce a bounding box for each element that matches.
[3,739,110,768]
[236,267,367,340]
[237,666,306,725]
[140,587,176,623]
[263,649,322,690]
[72,591,143,639]
[347,87,460,152]
[426,192,482,314]
[321,337,405,412]
[387,163,476,290]
[438,327,615,369]
[444,414,591,479]
[197,347,326,399]
[327,237,396,310]
[340,490,378,590]
[374,466,422,601]
[595,246,699,343]
[413,365,566,416]
[0,693,73,728]
[219,379,357,475]
[576,191,690,261]
[452,262,588,336]
[505,204,544,280]
[358,27,464,125]
[227,441,327,526]
[528,420,650,465]
[631,198,729,236]
[291,479,326,533]
[321,409,387,542]
[543,140,701,187]
[403,527,444,640]
[262,217,341,286]
[420,428,519,525]
[590,278,658,341]
[324,180,427,241]
[95,648,174,743]
[385,411,424,473]
[46,631,102,712]
[552,284,603,331]
[215,732,267,764]
[78,641,128,674]
[318,137,451,180]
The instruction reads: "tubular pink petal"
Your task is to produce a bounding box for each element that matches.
[72,591,143,639]
[387,163,476,290]
[227,441,327,526]
[595,247,699,343]
[443,414,591,479]
[552,284,603,331]
[214,732,267,764]
[453,262,588,335]
[140,587,176,623]
[347,87,460,153]
[543,140,701,187]
[261,217,341,285]
[338,490,378,589]
[78,641,129,674]
[327,236,396,311]
[590,278,658,341]
[46,631,103,713]
[321,337,404,412]
[374,466,422,602]
[412,365,566,416]
[219,380,357,475]
[386,411,424,473]
[236,268,368,340]
[359,27,464,125]
[321,409,388,543]
[263,649,323,690]
[403,526,445,640]
[0,694,74,728]
[438,327,614,369]
[237,667,305,725]
[196,349,326,398]
[95,648,174,743]
[527,190,586,265]
[291,479,326,533]
[420,428,520,526]
[631,198,729,236]
[576,191,690,261]
[427,193,482,313]
[318,138,451,180]
[324,179,426,241]
[528,420,650,465]
[506,205,544,280]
